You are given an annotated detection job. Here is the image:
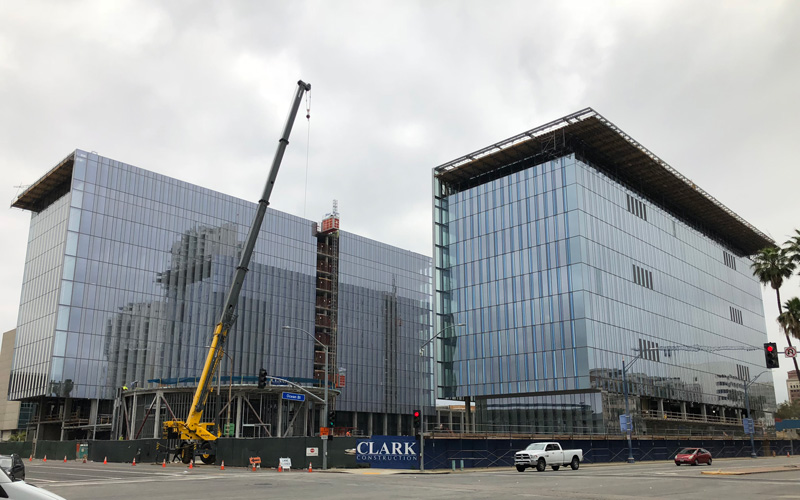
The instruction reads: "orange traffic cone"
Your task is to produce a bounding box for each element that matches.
[28,455,32,462]
[278,464,283,472]
[220,461,225,470]
[788,452,791,458]
[43,456,47,462]
[188,461,193,469]
[132,458,136,466]
[162,459,166,468]
[103,457,107,465]
[308,462,313,472]
[252,463,256,472]
[64,456,67,463]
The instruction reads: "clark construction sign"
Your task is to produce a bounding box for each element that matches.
[356,436,418,469]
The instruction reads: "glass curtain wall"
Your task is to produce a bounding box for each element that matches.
[434,152,775,434]
[12,150,318,401]
[337,233,432,415]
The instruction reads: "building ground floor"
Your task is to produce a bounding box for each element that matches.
[441,389,773,440]
[22,384,422,443]
[19,386,774,444]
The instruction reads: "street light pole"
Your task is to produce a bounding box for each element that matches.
[622,358,635,464]
[419,322,465,472]
[743,370,768,459]
[283,326,329,470]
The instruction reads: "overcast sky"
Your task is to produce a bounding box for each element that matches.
[1,1,799,402]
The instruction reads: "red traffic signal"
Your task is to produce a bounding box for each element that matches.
[764,342,779,369]
[413,410,421,429]
[413,410,420,418]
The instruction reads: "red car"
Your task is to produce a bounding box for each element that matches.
[674,448,712,466]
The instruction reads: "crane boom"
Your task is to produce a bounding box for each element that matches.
[163,80,311,462]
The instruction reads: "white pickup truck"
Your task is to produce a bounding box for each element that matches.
[514,442,583,472]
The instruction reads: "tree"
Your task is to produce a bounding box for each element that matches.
[778,298,800,342]
[751,246,799,373]
[775,399,800,420]
[785,229,800,269]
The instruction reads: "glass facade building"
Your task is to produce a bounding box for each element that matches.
[11,149,430,437]
[433,109,776,435]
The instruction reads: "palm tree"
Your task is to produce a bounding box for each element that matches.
[786,229,800,269]
[778,297,800,342]
[751,246,798,373]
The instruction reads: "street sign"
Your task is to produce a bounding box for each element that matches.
[619,414,632,433]
[281,392,305,402]
[743,417,754,435]
[786,347,797,358]
[319,427,330,436]
[269,379,289,386]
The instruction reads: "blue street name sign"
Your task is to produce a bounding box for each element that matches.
[282,392,305,402]
[743,417,754,435]
[619,414,632,433]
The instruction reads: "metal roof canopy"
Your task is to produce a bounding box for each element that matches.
[434,108,773,256]
[11,151,75,213]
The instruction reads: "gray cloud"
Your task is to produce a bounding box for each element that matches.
[2,0,798,401]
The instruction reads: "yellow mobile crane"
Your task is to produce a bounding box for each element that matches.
[163,80,311,464]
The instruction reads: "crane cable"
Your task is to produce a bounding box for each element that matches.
[303,91,311,219]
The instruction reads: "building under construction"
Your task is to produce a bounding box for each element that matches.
[10,150,432,442]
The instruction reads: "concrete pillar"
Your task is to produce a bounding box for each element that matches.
[680,402,687,420]
[277,397,283,438]
[303,401,309,436]
[60,398,72,441]
[130,393,138,439]
[701,404,707,422]
[658,399,664,419]
[236,395,243,438]
[153,392,163,438]
[90,398,99,440]
[367,412,373,436]
[382,413,388,435]
[397,415,402,436]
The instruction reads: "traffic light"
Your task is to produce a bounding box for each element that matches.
[413,410,421,430]
[764,342,780,369]
[257,368,267,389]
[328,410,336,428]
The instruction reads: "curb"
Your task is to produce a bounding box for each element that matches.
[701,464,800,476]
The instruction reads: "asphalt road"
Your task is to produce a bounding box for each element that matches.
[21,457,800,500]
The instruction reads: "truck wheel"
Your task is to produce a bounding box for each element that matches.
[179,442,193,464]
[199,442,216,465]
[516,465,526,472]
[536,458,546,472]
[571,456,580,470]
[551,465,560,471]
